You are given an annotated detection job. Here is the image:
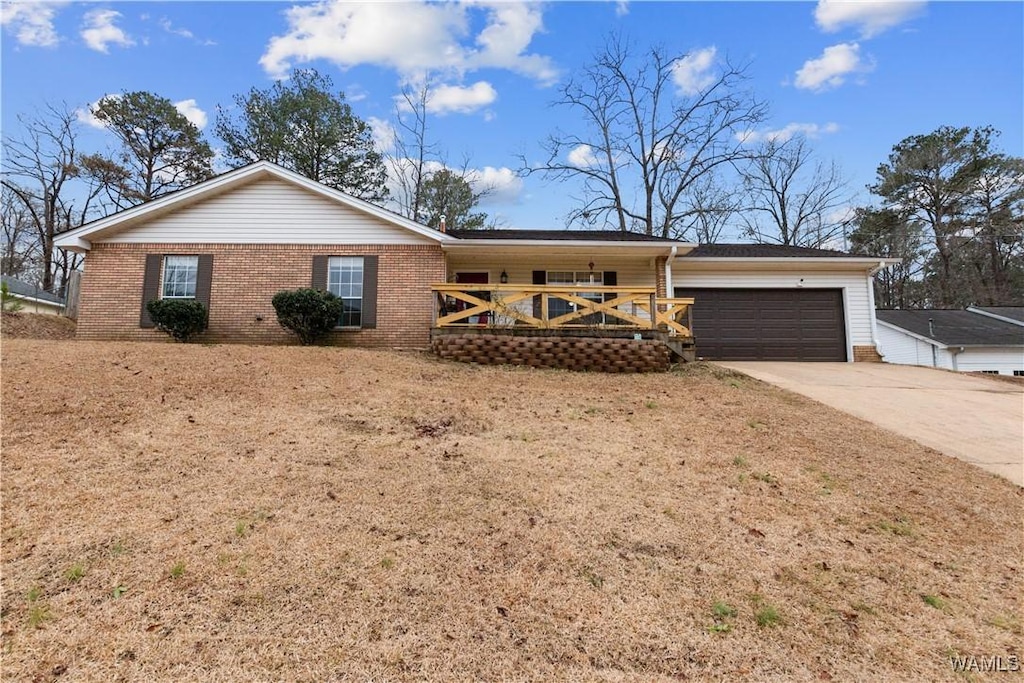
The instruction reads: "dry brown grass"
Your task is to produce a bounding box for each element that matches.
[1,312,76,340]
[2,339,1021,682]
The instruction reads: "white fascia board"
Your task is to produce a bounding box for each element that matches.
[677,256,902,266]
[53,162,449,250]
[11,293,64,307]
[443,240,692,254]
[966,307,1024,327]
[876,320,947,349]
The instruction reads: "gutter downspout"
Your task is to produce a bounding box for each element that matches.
[664,246,677,298]
[867,260,885,359]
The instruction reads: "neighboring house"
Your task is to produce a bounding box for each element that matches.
[876,308,1024,376]
[1,276,65,316]
[54,162,897,363]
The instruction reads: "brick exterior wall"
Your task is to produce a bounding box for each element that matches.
[655,256,668,297]
[853,345,883,362]
[432,333,672,372]
[76,243,445,347]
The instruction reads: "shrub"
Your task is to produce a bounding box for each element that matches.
[146,299,208,342]
[1,282,23,312]
[272,288,344,345]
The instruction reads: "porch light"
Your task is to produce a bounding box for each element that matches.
[500,270,509,284]
[588,261,595,272]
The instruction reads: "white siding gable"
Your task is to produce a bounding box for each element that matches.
[98,177,433,246]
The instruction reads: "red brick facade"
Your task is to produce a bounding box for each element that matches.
[852,345,883,362]
[76,243,446,347]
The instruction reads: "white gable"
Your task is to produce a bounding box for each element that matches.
[97,177,434,246]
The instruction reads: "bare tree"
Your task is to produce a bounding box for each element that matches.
[1,103,106,293]
[739,136,850,248]
[675,173,739,243]
[521,36,767,237]
[1,186,43,281]
[386,81,442,221]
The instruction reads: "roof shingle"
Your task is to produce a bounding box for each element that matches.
[877,309,1024,346]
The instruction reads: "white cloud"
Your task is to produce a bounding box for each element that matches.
[672,46,717,96]
[367,116,397,154]
[425,81,497,115]
[794,42,870,92]
[615,1,630,17]
[158,17,192,39]
[738,122,841,144]
[81,8,134,53]
[467,165,523,205]
[260,1,558,85]
[567,144,598,168]
[1,1,63,47]
[174,99,207,129]
[815,0,925,38]
[76,95,118,129]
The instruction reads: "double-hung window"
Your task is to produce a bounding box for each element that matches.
[162,256,199,299]
[547,270,604,324]
[327,256,364,327]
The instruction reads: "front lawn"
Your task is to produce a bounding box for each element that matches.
[1,339,1020,681]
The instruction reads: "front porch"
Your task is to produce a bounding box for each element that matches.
[429,283,695,371]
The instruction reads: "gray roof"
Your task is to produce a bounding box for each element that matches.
[970,306,1024,324]
[877,309,1024,346]
[1,276,65,305]
[446,229,674,242]
[683,243,855,258]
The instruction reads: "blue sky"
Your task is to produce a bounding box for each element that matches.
[2,1,1022,236]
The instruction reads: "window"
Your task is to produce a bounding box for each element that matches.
[547,271,603,324]
[327,256,363,327]
[162,256,199,298]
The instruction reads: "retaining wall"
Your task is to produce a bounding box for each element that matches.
[431,332,672,372]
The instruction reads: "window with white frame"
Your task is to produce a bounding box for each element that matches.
[327,256,364,327]
[162,255,199,298]
[547,270,603,324]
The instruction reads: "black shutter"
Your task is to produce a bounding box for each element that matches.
[195,255,213,309]
[361,256,378,329]
[140,254,162,328]
[603,271,619,323]
[603,271,618,300]
[532,270,546,319]
[311,256,328,290]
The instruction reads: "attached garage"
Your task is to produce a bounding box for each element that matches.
[675,287,846,361]
[671,244,898,363]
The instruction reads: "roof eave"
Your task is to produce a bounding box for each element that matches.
[677,256,901,265]
[444,239,693,250]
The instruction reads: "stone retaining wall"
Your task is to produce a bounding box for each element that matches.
[431,333,672,372]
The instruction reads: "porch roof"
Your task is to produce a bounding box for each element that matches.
[442,229,692,257]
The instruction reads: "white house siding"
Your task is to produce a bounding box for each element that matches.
[876,324,954,369]
[98,178,434,246]
[444,254,660,322]
[671,269,876,346]
[955,348,1024,375]
[10,296,63,316]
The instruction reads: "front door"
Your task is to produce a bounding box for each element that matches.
[454,272,490,325]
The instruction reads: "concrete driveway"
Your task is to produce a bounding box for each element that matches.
[719,362,1024,486]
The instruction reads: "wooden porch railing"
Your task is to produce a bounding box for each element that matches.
[431,284,693,336]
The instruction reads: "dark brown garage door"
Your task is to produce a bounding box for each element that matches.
[674,288,847,361]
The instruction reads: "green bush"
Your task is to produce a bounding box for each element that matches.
[146,299,208,342]
[1,282,23,312]
[272,288,344,345]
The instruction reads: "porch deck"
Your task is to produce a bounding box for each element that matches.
[431,284,693,336]
[429,284,695,371]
